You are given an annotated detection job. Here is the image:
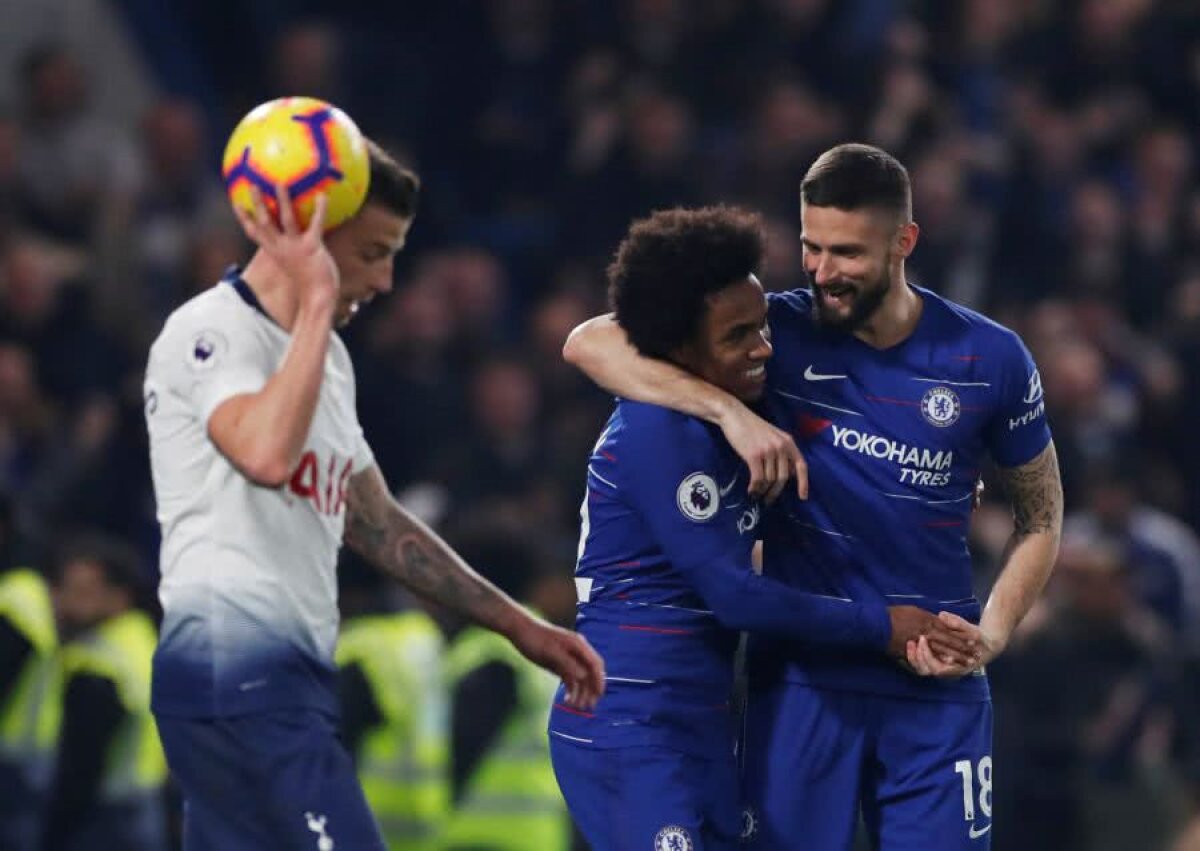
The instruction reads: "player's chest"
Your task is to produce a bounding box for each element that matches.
[766,350,994,480]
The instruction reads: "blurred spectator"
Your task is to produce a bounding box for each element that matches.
[336,565,449,850]
[435,355,545,514]
[128,99,230,334]
[356,272,467,488]
[992,534,1183,851]
[43,535,166,851]
[0,494,58,851]
[441,519,572,851]
[268,21,345,105]
[15,43,139,247]
[1065,459,1200,651]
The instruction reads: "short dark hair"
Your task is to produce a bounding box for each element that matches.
[50,534,143,593]
[801,143,912,221]
[608,206,766,360]
[365,139,420,219]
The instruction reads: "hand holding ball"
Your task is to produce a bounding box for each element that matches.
[222,97,369,232]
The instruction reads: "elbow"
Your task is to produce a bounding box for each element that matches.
[562,322,590,367]
[238,452,294,489]
[562,315,611,369]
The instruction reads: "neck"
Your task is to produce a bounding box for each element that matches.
[852,269,923,349]
[241,250,301,330]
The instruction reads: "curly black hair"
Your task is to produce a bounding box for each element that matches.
[608,206,766,360]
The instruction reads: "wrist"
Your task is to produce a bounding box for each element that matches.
[494,603,538,645]
[296,296,335,325]
[977,613,1011,661]
[706,391,745,428]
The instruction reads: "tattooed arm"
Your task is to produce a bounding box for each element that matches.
[978,441,1064,662]
[343,465,605,707]
[907,442,1063,677]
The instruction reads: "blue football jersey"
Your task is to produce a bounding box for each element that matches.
[755,285,1052,701]
[549,400,891,756]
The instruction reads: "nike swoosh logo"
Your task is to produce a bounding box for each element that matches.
[968,824,991,839]
[719,474,739,497]
[803,365,847,381]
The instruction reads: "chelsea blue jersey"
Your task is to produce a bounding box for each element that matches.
[550,400,892,756]
[754,285,1052,701]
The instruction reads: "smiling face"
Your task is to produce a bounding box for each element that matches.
[324,202,412,326]
[675,275,772,403]
[801,203,906,332]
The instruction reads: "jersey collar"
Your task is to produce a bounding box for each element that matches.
[221,265,282,328]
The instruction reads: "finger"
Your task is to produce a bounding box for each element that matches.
[574,640,605,708]
[921,635,967,677]
[927,634,976,667]
[764,452,786,504]
[569,646,600,708]
[307,192,328,236]
[746,457,766,500]
[275,182,298,235]
[906,640,928,675]
[233,202,263,244]
[918,635,942,672]
[917,635,945,674]
[926,633,969,663]
[936,611,980,645]
[792,449,809,500]
[926,623,973,654]
[248,187,274,230]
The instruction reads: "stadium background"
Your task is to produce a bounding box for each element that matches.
[1,0,1199,849]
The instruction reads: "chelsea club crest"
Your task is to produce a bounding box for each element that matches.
[654,825,694,851]
[920,386,960,428]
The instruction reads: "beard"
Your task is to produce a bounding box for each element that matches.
[807,269,889,332]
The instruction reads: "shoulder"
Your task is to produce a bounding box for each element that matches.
[147,287,260,377]
[767,288,814,321]
[617,400,724,463]
[150,287,251,357]
[919,287,1032,366]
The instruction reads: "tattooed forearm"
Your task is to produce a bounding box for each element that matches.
[343,466,516,631]
[982,441,1064,644]
[998,441,1064,538]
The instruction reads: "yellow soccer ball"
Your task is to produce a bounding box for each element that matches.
[222,96,370,232]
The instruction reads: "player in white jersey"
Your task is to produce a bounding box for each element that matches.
[144,141,605,851]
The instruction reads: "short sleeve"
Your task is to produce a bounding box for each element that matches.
[984,331,1052,468]
[149,308,273,426]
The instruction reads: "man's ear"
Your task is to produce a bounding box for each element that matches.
[895,221,920,259]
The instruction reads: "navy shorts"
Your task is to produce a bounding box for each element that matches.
[741,683,993,851]
[155,709,385,851]
[550,736,742,851]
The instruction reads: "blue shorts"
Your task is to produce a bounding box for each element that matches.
[550,737,742,851]
[742,683,993,851]
[155,709,385,851]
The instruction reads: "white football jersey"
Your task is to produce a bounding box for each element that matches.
[144,272,374,716]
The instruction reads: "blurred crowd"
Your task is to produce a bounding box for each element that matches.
[0,0,1198,849]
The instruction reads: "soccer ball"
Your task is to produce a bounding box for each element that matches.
[222,96,370,232]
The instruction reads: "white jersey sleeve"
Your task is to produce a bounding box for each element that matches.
[150,296,274,426]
